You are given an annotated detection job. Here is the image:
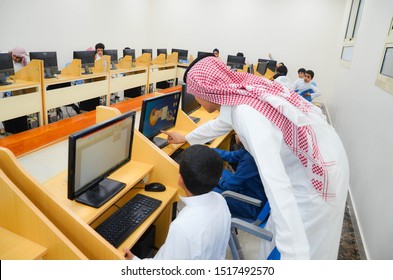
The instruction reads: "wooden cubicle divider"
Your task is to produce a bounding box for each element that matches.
[0,147,125,259]
[0,169,88,260]
[152,53,166,65]
[167,52,178,64]
[117,55,133,69]
[61,59,82,77]
[135,53,151,67]
[95,105,122,124]
[13,59,42,83]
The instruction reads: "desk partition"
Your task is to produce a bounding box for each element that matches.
[0,60,43,126]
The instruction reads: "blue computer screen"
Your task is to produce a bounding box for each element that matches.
[139,91,181,140]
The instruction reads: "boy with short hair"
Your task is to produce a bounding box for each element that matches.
[292,69,321,102]
[124,144,231,260]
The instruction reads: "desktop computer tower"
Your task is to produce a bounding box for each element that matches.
[124,86,142,98]
[3,116,29,134]
[79,97,101,112]
[131,225,156,258]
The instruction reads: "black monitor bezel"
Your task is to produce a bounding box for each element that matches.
[123,48,136,60]
[142,49,153,57]
[258,58,277,72]
[256,61,269,75]
[103,49,118,63]
[227,55,246,69]
[171,49,188,61]
[67,111,136,202]
[197,51,213,58]
[29,51,58,72]
[157,49,167,58]
[0,53,15,76]
[181,84,201,115]
[138,91,181,141]
[73,50,95,65]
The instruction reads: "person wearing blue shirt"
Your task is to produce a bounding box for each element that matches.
[212,134,267,220]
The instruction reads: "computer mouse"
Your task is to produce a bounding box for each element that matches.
[144,182,166,192]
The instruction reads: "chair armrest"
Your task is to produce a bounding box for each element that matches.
[231,217,273,242]
[222,190,262,207]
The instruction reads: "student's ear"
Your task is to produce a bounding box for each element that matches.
[178,174,184,187]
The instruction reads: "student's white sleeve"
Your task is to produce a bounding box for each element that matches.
[185,117,233,145]
[152,223,193,260]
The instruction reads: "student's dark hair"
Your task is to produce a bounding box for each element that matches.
[183,53,215,83]
[305,70,314,79]
[276,65,288,75]
[95,43,105,52]
[236,52,244,57]
[213,48,219,53]
[298,68,306,74]
[179,145,223,195]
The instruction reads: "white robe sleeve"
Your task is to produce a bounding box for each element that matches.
[232,105,311,259]
[185,115,233,145]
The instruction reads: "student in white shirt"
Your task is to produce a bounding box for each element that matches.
[123,144,231,260]
[292,70,320,102]
[162,55,349,260]
[10,47,29,72]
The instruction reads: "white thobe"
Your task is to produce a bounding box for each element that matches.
[186,105,349,260]
[134,192,231,260]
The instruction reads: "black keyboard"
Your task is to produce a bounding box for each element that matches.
[95,194,162,248]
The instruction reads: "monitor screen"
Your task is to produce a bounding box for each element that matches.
[181,84,201,123]
[157,49,167,58]
[258,59,277,72]
[103,49,118,63]
[0,53,15,76]
[171,49,188,62]
[197,51,213,58]
[227,55,246,70]
[123,48,136,60]
[257,62,269,75]
[29,51,58,78]
[68,111,135,208]
[142,49,153,57]
[139,91,181,148]
[73,50,95,66]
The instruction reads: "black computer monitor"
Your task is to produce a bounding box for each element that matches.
[29,51,59,78]
[73,50,95,74]
[227,55,246,70]
[258,59,277,72]
[103,49,118,70]
[256,61,269,75]
[171,49,188,62]
[181,84,201,123]
[0,53,14,85]
[0,53,15,76]
[142,49,153,57]
[139,91,181,148]
[157,49,167,58]
[197,51,213,58]
[123,48,136,60]
[67,111,135,208]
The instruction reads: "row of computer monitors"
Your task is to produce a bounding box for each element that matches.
[0,48,276,77]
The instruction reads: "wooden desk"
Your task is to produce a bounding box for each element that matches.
[176,62,189,84]
[42,59,110,125]
[0,89,183,259]
[149,63,177,92]
[109,56,149,94]
[0,60,43,126]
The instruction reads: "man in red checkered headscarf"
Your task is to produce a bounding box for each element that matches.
[163,55,349,260]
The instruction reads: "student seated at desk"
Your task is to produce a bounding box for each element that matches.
[291,69,321,102]
[124,145,231,260]
[212,134,267,220]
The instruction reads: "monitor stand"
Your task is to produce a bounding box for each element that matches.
[0,74,11,86]
[152,136,169,149]
[75,178,126,208]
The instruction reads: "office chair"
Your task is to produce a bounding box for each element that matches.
[222,191,280,260]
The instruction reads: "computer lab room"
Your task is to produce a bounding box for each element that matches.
[0,0,392,261]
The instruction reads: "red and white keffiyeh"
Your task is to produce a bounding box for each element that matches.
[186,56,333,200]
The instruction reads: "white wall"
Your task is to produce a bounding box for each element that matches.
[331,0,393,260]
[2,0,392,259]
[0,0,151,68]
